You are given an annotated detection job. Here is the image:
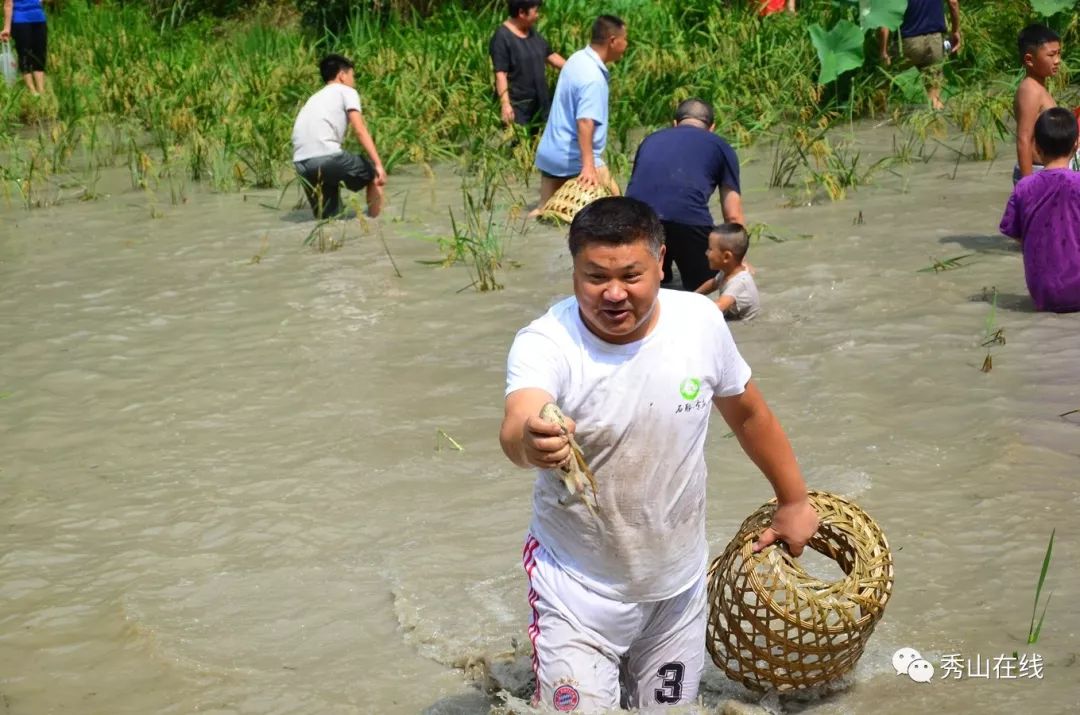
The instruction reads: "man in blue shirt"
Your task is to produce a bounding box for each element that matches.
[879,0,961,110]
[625,99,744,291]
[532,15,627,214]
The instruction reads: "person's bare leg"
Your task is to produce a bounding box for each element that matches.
[365,181,384,218]
[22,73,37,94]
[32,72,45,94]
[528,175,568,218]
[928,86,944,110]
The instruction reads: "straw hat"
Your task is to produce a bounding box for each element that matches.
[706,491,893,692]
[538,178,612,224]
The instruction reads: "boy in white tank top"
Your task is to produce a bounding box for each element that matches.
[500,197,818,711]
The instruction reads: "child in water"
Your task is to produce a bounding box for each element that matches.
[999,107,1080,313]
[693,223,760,320]
[1013,24,1062,184]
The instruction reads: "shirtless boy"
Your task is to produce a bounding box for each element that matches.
[1013,24,1061,184]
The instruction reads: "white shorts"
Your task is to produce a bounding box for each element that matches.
[522,534,706,713]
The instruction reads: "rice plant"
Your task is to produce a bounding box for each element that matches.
[445,190,505,292]
[1026,529,1055,645]
[5,0,1072,191]
[980,288,1004,373]
[918,254,975,273]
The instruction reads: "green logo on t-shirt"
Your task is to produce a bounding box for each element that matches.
[679,377,701,400]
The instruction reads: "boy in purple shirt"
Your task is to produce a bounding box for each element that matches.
[999,107,1080,313]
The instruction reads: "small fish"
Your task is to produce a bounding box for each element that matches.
[539,403,600,517]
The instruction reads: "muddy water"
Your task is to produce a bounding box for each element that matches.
[1,127,1078,715]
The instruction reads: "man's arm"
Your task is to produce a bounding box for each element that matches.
[347,110,386,186]
[1,0,13,41]
[576,118,598,186]
[947,0,961,54]
[546,53,566,70]
[715,295,736,313]
[714,381,818,555]
[494,71,515,125]
[500,388,572,469]
[720,186,745,225]
[1015,85,1040,178]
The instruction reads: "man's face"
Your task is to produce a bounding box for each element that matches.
[338,67,356,88]
[608,28,629,63]
[1028,41,1062,77]
[572,238,664,344]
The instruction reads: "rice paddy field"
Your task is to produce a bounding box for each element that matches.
[1,1,1079,714]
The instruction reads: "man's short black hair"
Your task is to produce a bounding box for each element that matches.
[1034,107,1078,161]
[591,15,626,45]
[675,98,715,128]
[568,197,663,258]
[710,223,750,262]
[507,0,542,18]
[320,54,354,83]
[1018,24,1060,62]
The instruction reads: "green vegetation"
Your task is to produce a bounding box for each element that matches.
[1,0,1078,210]
[1026,529,1054,645]
[979,287,1005,372]
[917,253,975,272]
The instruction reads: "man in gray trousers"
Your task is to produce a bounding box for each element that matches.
[291,54,386,219]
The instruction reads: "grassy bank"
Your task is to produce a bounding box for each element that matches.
[0,0,1077,205]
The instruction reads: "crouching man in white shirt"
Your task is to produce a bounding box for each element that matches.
[499,196,819,712]
[291,54,386,219]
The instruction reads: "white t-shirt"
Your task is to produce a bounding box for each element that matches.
[291,83,362,162]
[505,289,752,602]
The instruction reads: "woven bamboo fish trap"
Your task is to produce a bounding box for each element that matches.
[706,491,893,692]
[538,179,612,224]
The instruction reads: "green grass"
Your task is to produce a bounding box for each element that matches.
[1,0,1077,208]
[1027,529,1055,645]
[979,287,1004,372]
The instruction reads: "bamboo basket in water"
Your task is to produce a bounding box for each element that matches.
[706,491,893,692]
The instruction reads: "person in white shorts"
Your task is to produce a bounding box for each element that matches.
[500,197,819,712]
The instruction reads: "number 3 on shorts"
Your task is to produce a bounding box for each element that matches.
[654,662,684,704]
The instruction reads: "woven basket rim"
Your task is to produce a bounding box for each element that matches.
[705,490,894,691]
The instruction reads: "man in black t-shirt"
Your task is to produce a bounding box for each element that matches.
[489,0,565,129]
[625,99,745,291]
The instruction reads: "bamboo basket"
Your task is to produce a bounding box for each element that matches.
[538,178,612,224]
[706,491,893,692]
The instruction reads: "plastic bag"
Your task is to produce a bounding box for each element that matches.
[1,42,16,85]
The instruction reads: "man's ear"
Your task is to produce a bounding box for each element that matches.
[709,123,716,132]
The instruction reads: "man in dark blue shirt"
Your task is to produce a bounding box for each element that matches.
[879,0,961,110]
[625,99,744,291]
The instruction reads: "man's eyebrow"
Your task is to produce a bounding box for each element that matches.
[582,261,645,270]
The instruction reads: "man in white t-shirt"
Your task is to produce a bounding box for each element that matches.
[291,54,386,219]
[499,197,818,711]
